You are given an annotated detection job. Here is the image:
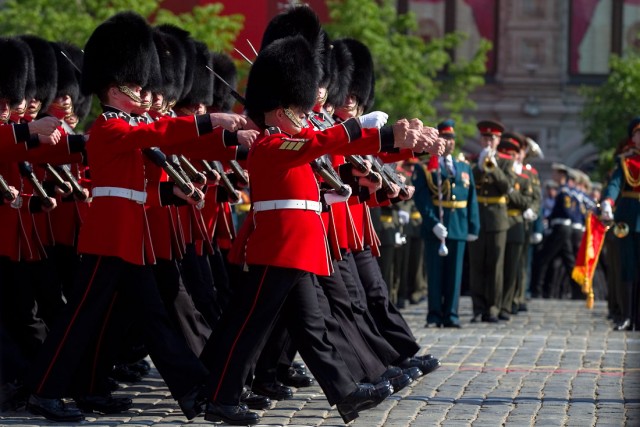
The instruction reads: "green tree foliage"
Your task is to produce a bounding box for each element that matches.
[0,0,243,51]
[325,0,490,142]
[581,54,640,173]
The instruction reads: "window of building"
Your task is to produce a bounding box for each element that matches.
[404,0,498,75]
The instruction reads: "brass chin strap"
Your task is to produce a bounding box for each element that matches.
[140,100,152,109]
[118,85,143,104]
[283,108,303,128]
[317,90,328,105]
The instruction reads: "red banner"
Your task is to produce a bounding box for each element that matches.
[571,211,608,309]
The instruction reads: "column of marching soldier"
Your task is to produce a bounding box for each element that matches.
[0,6,446,425]
[2,6,638,426]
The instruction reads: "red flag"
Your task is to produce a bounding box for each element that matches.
[571,211,608,309]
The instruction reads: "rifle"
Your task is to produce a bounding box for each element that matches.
[369,157,410,198]
[210,161,241,203]
[143,148,203,204]
[199,159,219,181]
[178,155,207,186]
[310,156,351,197]
[53,164,89,202]
[18,162,54,209]
[0,174,16,202]
[229,160,249,187]
[42,163,72,195]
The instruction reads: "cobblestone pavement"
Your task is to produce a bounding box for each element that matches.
[2,296,639,426]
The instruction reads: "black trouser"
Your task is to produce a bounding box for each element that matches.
[181,243,221,328]
[336,254,400,367]
[200,265,358,406]
[154,258,211,356]
[26,255,207,399]
[531,225,577,298]
[351,248,420,362]
[207,243,232,313]
[0,257,48,362]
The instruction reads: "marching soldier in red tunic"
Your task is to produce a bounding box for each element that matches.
[24,12,245,422]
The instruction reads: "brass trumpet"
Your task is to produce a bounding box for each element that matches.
[483,148,497,171]
[613,222,629,238]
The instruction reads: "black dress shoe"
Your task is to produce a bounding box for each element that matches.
[277,367,314,388]
[614,319,632,331]
[177,383,207,420]
[27,394,84,422]
[399,356,440,376]
[518,303,528,312]
[291,361,307,374]
[388,374,411,393]
[336,382,393,423]
[128,359,151,376]
[481,314,499,323]
[251,382,293,400]
[240,387,271,410]
[498,312,511,321]
[205,402,259,425]
[443,322,461,328]
[75,394,132,414]
[111,364,142,383]
[402,366,422,381]
[415,354,435,361]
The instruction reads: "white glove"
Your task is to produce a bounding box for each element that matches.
[432,223,448,240]
[323,185,352,206]
[466,234,479,242]
[523,208,538,222]
[358,111,388,129]
[530,232,543,244]
[600,201,613,221]
[398,210,410,225]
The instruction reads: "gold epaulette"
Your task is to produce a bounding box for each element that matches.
[279,138,308,151]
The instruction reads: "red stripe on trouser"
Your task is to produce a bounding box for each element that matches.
[212,266,269,402]
[37,256,102,394]
[89,291,119,393]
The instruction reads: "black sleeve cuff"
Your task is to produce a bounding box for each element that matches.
[379,126,397,153]
[68,134,87,153]
[26,134,40,149]
[195,114,214,136]
[14,123,31,143]
[42,181,57,197]
[28,197,43,213]
[216,186,231,203]
[358,186,371,203]
[223,130,240,146]
[375,188,390,203]
[338,163,354,182]
[342,118,362,142]
[159,182,189,206]
[236,146,249,161]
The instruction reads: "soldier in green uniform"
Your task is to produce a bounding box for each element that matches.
[514,137,543,313]
[396,163,428,306]
[498,132,534,320]
[413,120,480,328]
[468,120,515,322]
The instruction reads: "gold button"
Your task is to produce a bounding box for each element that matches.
[452,183,456,188]
[452,195,456,200]
[484,191,488,195]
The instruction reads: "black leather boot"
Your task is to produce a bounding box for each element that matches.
[27,394,84,422]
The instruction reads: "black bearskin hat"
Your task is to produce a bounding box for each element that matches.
[260,5,323,51]
[19,35,57,110]
[54,42,81,104]
[210,52,237,112]
[337,38,374,111]
[57,42,92,119]
[245,35,320,129]
[326,39,354,109]
[151,28,186,104]
[81,12,159,97]
[176,40,213,107]
[0,37,32,107]
[260,6,330,89]
[156,24,195,101]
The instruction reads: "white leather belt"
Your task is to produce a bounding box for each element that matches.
[253,199,321,213]
[571,223,585,231]
[550,218,571,227]
[92,186,147,204]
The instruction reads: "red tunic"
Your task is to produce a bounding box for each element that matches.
[77,110,215,265]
